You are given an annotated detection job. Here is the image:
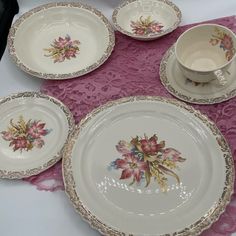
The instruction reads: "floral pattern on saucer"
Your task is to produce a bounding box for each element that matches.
[109,134,186,192]
[1,116,51,152]
[210,27,235,61]
[130,16,164,35]
[185,78,209,87]
[44,34,80,63]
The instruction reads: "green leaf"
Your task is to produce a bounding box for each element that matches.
[145,170,151,187]
[159,164,180,184]
[129,178,135,186]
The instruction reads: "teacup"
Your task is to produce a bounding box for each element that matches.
[175,24,236,85]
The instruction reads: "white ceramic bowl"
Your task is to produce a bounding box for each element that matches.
[112,0,181,41]
[175,24,236,84]
[8,2,115,80]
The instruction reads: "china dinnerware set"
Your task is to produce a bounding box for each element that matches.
[1,0,236,235]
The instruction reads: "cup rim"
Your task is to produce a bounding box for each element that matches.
[175,23,236,73]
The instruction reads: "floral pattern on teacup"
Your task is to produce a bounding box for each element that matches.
[130,16,164,36]
[44,34,80,63]
[1,116,51,152]
[109,134,186,192]
[210,27,236,61]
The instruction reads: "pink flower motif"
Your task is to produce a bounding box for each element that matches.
[115,154,147,182]
[44,35,80,63]
[221,34,233,50]
[10,137,29,151]
[162,148,185,162]
[150,23,164,33]
[33,138,45,148]
[210,28,235,62]
[27,121,47,139]
[65,49,77,59]
[56,55,65,63]
[116,140,133,154]
[55,35,71,48]
[1,131,13,141]
[135,29,145,35]
[140,135,161,155]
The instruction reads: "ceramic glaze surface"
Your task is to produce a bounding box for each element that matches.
[112,0,181,40]
[63,97,233,235]
[175,24,236,83]
[0,92,74,178]
[160,45,236,104]
[14,7,108,74]
[8,3,115,80]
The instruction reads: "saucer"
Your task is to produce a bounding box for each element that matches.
[160,45,236,104]
[112,0,181,41]
[0,92,74,179]
[8,3,115,80]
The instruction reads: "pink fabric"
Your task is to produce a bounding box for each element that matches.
[24,16,236,235]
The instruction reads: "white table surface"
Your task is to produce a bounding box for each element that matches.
[0,1,236,235]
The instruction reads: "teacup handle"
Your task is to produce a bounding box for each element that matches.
[214,70,227,86]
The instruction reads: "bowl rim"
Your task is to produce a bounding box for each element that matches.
[112,0,182,40]
[7,2,115,80]
[175,23,236,73]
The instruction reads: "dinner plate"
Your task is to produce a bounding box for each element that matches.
[0,92,74,179]
[8,3,115,80]
[160,45,236,104]
[63,96,234,235]
[112,0,181,40]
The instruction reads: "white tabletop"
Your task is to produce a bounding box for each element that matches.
[0,1,236,235]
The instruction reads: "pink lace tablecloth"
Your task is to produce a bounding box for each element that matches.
[25,16,236,235]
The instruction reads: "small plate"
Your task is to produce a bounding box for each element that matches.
[112,0,181,41]
[160,45,236,104]
[63,96,234,236]
[8,3,115,80]
[0,92,74,179]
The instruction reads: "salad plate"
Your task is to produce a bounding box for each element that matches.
[8,2,115,80]
[112,0,181,40]
[0,92,74,179]
[160,45,236,104]
[63,96,234,235]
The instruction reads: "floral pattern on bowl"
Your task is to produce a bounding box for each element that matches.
[210,27,236,61]
[1,116,51,152]
[44,34,80,63]
[130,16,164,36]
[109,134,186,192]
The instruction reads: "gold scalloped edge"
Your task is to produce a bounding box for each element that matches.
[159,45,236,104]
[7,2,115,80]
[62,96,234,236]
[0,92,75,179]
[112,0,182,40]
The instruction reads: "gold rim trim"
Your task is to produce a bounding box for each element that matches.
[112,0,182,40]
[62,96,234,236]
[8,2,115,80]
[0,92,75,179]
[160,45,236,104]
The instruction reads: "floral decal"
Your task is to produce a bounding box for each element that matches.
[1,116,51,152]
[130,16,164,36]
[44,34,80,63]
[185,78,208,87]
[109,134,186,192]
[210,27,235,61]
